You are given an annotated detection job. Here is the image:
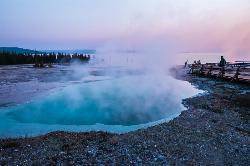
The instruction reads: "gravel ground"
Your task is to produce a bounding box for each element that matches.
[0,66,250,165]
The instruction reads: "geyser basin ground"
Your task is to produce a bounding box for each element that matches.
[0,67,202,138]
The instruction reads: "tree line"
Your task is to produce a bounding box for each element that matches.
[0,51,90,65]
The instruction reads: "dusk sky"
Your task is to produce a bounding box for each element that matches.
[0,0,250,61]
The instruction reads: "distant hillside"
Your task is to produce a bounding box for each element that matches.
[0,47,96,55]
[43,49,96,54]
[0,47,43,54]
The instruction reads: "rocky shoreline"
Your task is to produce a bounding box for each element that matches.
[1,67,250,165]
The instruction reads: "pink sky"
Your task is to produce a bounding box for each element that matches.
[0,0,249,62]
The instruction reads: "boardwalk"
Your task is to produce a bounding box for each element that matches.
[188,62,250,84]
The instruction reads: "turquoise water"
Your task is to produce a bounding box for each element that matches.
[0,70,202,138]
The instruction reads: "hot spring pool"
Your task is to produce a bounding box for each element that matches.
[0,70,202,138]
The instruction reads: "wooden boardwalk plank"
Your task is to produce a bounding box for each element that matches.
[189,63,250,84]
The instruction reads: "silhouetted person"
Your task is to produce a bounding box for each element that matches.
[197,60,201,65]
[184,60,188,68]
[219,56,227,67]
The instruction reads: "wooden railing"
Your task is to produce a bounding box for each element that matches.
[188,63,250,83]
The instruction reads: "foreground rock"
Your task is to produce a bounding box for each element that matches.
[1,67,250,165]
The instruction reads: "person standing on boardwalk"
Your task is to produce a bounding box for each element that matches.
[184,60,188,68]
[219,56,227,67]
